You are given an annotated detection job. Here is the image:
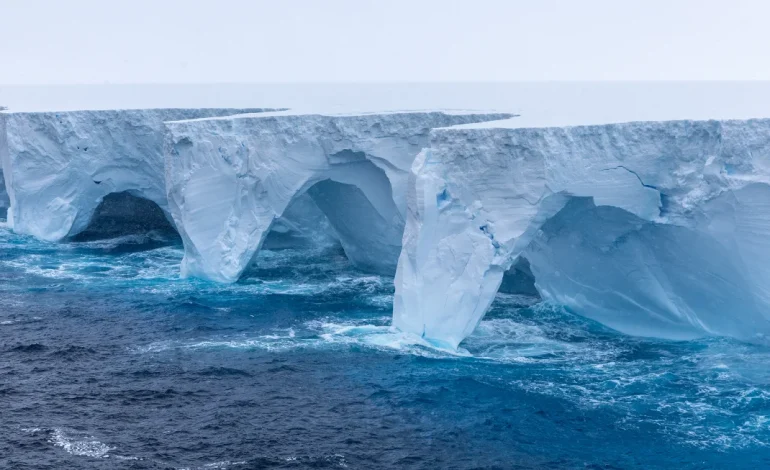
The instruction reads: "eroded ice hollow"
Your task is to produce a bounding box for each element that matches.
[164,110,513,282]
[393,118,770,349]
[0,172,8,220]
[0,108,283,241]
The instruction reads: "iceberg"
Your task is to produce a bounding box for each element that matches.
[0,108,278,241]
[6,102,768,349]
[164,111,513,282]
[393,118,770,349]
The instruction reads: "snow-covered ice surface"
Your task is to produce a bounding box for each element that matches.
[164,110,512,282]
[0,108,279,241]
[394,118,770,349]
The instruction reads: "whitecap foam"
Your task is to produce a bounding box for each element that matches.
[201,461,247,469]
[49,428,114,458]
[135,316,474,359]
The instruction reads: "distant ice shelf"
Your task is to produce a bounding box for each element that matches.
[393,118,770,349]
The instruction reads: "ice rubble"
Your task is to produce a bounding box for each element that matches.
[164,111,513,282]
[0,108,278,241]
[393,118,770,348]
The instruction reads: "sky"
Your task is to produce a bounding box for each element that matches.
[1,0,770,85]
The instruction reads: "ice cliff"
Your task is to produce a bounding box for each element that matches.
[164,111,513,283]
[0,108,278,241]
[393,118,770,349]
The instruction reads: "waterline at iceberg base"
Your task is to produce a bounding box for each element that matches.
[3,107,770,468]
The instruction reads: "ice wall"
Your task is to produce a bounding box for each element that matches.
[393,119,770,349]
[1,108,277,241]
[164,111,513,282]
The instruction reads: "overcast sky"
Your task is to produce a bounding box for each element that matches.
[2,0,770,85]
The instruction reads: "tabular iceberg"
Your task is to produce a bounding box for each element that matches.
[0,108,277,241]
[164,111,513,283]
[393,119,770,349]
[6,103,768,349]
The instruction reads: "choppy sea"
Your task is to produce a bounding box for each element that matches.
[2,219,770,469]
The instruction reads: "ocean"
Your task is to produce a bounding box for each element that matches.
[2,221,770,468]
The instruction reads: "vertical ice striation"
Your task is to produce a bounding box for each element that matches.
[164,111,514,283]
[393,119,770,349]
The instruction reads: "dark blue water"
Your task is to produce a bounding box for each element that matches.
[2,222,770,469]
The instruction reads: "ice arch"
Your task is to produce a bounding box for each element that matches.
[164,111,514,283]
[393,118,770,349]
[0,108,276,241]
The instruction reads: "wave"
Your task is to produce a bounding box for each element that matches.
[132,305,614,363]
[21,428,116,458]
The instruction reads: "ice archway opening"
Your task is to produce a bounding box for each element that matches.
[241,155,404,278]
[69,191,179,242]
[173,146,404,283]
[241,164,403,280]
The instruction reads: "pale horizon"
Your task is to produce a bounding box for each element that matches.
[3,0,770,85]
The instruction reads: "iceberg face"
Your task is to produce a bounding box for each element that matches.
[1,108,277,241]
[164,111,513,283]
[393,119,770,349]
